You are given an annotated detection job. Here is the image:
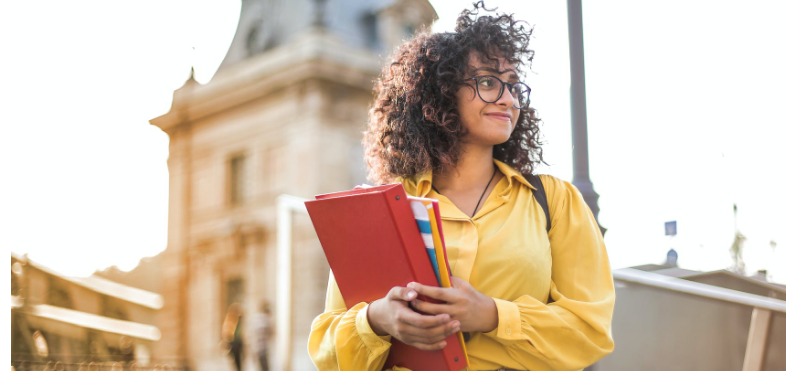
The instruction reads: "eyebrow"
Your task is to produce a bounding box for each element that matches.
[470,66,520,81]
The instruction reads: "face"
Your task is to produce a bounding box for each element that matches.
[456,51,522,148]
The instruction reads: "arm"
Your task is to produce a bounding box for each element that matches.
[308,271,459,371]
[482,176,615,371]
[308,272,393,371]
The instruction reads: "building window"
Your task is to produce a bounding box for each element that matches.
[100,296,128,321]
[404,23,415,38]
[224,278,244,314]
[228,154,249,206]
[363,13,379,49]
[46,277,73,309]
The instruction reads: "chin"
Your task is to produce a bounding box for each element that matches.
[479,133,513,147]
[464,125,514,147]
[491,130,514,144]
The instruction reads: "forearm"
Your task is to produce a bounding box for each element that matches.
[308,303,393,371]
[482,292,614,371]
[367,300,389,336]
[478,293,499,333]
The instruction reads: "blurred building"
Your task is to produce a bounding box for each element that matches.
[11,253,166,370]
[149,0,437,370]
[94,252,163,295]
[599,265,786,371]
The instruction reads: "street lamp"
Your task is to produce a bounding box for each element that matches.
[567,0,606,236]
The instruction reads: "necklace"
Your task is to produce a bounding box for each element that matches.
[432,167,497,217]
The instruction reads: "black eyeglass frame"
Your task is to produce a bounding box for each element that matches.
[464,75,531,109]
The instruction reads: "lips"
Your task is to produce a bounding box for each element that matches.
[486,112,512,121]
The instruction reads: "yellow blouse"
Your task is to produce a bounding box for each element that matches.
[308,159,615,371]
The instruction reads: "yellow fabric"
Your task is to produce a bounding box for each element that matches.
[308,159,615,371]
[425,200,470,365]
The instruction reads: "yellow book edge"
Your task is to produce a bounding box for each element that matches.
[423,201,470,368]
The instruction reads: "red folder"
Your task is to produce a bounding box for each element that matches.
[305,183,468,371]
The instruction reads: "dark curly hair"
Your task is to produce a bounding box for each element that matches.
[363,1,545,184]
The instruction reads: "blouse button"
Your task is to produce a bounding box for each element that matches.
[506,328,512,335]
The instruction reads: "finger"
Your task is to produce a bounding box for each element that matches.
[397,310,450,329]
[409,340,448,351]
[419,320,461,342]
[411,298,453,316]
[397,321,459,344]
[449,276,467,288]
[388,285,418,302]
[408,282,455,302]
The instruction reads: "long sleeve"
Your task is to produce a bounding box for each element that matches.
[308,271,395,371]
[481,176,615,371]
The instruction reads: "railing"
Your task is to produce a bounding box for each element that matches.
[10,361,187,371]
[614,267,786,371]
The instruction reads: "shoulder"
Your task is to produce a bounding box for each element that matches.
[535,174,572,199]
[534,174,584,220]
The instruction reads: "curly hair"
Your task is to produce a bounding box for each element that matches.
[363,1,545,184]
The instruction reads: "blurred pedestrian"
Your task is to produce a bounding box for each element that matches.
[222,303,244,371]
[249,301,273,371]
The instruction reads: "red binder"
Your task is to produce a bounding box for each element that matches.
[305,183,468,371]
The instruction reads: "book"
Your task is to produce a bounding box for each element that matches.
[409,198,441,284]
[306,184,468,371]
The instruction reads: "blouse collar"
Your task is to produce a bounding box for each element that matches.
[399,159,537,198]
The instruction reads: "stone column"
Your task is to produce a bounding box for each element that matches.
[157,125,192,367]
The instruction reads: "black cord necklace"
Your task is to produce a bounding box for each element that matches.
[432,167,497,217]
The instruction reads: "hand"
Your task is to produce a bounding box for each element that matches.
[367,285,462,351]
[409,277,499,333]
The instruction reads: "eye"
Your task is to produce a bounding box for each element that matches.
[512,83,528,96]
[476,76,498,90]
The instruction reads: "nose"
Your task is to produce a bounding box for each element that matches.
[496,84,516,107]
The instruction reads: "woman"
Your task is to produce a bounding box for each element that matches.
[308,3,614,370]
[223,303,244,371]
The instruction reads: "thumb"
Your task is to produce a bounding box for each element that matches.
[391,285,418,302]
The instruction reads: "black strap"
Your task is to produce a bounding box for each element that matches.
[524,173,551,233]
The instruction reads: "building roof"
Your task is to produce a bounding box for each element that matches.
[11,253,163,310]
[680,269,786,294]
[630,263,786,295]
[217,0,436,73]
[629,264,701,278]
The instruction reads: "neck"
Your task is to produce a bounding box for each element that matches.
[432,144,496,193]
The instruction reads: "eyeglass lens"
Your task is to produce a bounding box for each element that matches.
[475,76,529,108]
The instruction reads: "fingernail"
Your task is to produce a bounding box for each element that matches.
[440,341,447,348]
[407,291,416,299]
[407,282,415,288]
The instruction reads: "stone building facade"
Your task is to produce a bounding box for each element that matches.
[149,1,436,370]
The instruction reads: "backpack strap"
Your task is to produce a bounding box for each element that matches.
[524,173,551,233]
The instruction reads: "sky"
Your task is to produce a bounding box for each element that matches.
[2,0,785,283]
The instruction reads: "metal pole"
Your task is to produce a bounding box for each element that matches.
[275,195,308,371]
[276,196,294,371]
[567,0,605,236]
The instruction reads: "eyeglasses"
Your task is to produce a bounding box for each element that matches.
[465,75,531,109]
